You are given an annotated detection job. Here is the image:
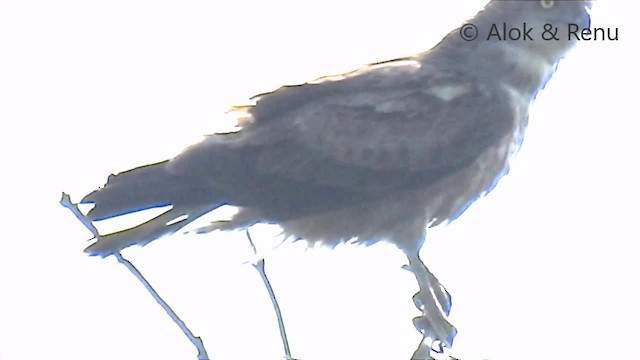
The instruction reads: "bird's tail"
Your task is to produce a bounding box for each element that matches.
[80,160,222,256]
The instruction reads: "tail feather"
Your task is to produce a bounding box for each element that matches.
[80,160,223,256]
[82,160,218,221]
[85,203,218,256]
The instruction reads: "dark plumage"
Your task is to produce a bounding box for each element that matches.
[77,1,592,353]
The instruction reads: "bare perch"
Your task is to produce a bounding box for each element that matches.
[60,193,210,360]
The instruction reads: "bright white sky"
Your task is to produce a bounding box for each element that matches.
[0,1,637,360]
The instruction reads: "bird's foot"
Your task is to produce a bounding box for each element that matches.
[405,253,457,359]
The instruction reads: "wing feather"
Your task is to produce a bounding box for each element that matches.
[167,60,517,218]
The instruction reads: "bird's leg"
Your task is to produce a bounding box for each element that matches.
[405,251,457,360]
[244,230,297,360]
[60,193,210,360]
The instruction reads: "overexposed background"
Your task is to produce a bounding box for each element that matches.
[0,1,637,359]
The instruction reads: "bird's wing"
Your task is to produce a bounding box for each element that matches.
[168,59,518,218]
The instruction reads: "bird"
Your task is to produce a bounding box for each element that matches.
[74,0,592,357]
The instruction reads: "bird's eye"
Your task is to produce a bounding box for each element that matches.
[540,0,555,9]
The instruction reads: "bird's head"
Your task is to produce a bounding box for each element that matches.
[479,0,592,63]
[424,0,593,97]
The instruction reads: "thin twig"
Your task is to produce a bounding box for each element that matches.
[114,252,210,360]
[245,230,296,360]
[60,192,100,238]
[60,192,210,360]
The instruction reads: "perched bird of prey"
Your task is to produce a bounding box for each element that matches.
[74,0,591,357]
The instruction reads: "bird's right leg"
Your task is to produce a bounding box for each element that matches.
[405,251,457,360]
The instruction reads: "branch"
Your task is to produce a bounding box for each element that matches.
[60,192,210,360]
[245,230,297,360]
[114,252,209,360]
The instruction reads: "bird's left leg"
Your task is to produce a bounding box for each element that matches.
[405,251,457,360]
